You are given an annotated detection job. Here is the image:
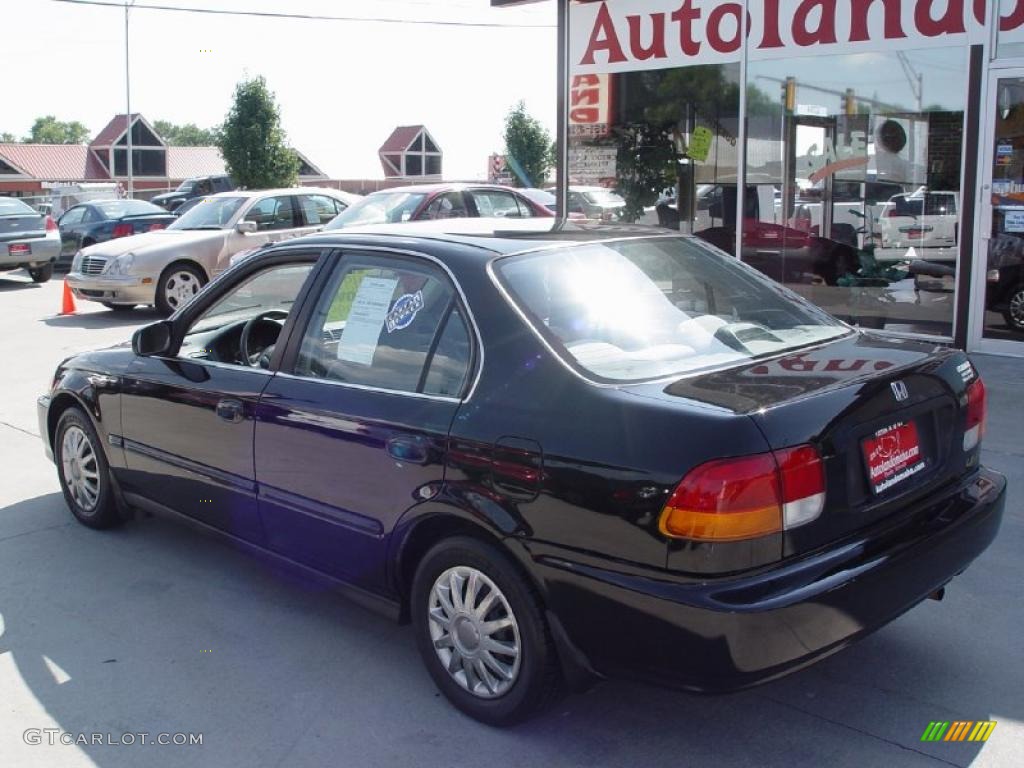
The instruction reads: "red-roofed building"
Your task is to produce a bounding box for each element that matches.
[378,125,442,180]
[0,113,326,200]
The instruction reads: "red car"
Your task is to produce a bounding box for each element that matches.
[325,183,553,230]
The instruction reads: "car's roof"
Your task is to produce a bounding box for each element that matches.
[364,182,528,195]
[286,218,680,259]
[205,187,353,199]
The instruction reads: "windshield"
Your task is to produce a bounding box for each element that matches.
[96,200,163,218]
[325,191,427,229]
[583,189,625,205]
[0,197,36,216]
[495,237,849,384]
[175,179,197,193]
[168,196,245,230]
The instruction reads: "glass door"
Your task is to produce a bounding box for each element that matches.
[977,72,1024,348]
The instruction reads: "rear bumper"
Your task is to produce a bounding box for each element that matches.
[533,467,1006,692]
[0,235,61,268]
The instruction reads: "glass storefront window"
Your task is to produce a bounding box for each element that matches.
[566,1,970,339]
[744,48,966,335]
[984,76,1024,340]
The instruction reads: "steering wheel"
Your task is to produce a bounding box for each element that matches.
[240,309,289,368]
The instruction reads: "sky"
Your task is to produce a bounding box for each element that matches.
[2,0,557,180]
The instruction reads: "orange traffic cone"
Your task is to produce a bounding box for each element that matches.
[61,278,77,315]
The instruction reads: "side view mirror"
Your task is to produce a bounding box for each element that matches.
[236,221,258,234]
[132,320,173,357]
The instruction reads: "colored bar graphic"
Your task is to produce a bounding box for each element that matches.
[921,721,996,742]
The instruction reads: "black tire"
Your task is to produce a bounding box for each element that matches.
[1003,284,1024,332]
[155,262,205,316]
[28,264,53,283]
[101,302,137,312]
[54,407,122,529]
[411,536,562,726]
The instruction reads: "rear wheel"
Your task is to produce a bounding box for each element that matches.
[1004,284,1024,332]
[155,263,205,316]
[55,407,121,529]
[411,536,562,726]
[101,302,137,312]
[28,264,53,283]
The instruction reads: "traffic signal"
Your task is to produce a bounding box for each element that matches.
[844,88,857,116]
[784,77,797,113]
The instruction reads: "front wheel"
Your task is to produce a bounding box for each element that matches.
[55,407,122,529]
[411,536,562,726]
[1003,284,1024,332]
[155,263,205,316]
[28,264,53,283]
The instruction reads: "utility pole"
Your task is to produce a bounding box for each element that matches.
[124,0,136,198]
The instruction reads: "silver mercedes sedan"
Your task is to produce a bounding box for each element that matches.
[66,187,360,315]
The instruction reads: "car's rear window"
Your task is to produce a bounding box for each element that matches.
[0,198,35,216]
[96,200,163,218]
[494,237,849,384]
[325,192,427,229]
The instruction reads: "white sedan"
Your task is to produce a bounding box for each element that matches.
[67,188,360,315]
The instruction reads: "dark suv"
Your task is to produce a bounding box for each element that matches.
[151,174,235,212]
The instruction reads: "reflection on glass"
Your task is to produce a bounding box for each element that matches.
[568,41,966,339]
[984,77,1024,341]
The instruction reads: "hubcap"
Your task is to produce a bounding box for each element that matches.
[1010,289,1024,329]
[165,271,200,310]
[60,426,100,513]
[428,566,521,699]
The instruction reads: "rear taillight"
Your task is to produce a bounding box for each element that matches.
[111,223,134,238]
[658,444,825,542]
[963,377,987,452]
[45,215,58,231]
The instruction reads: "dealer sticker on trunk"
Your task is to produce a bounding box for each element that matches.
[862,421,926,495]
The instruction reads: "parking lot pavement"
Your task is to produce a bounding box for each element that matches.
[0,269,1021,768]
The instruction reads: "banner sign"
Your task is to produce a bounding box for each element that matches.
[569,74,614,138]
[571,0,1024,75]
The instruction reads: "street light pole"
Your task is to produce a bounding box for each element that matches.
[124,0,135,199]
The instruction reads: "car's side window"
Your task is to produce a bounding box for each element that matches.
[245,196,298,231]
[59,207,87,226]
[299,194,344,226]
[470,191,522,218]
[514,195,538,218]
[422,306,472,397]
[422,192,469,220]
[294,255,470,396]
[179,262,316,364]
[82,207,103,224]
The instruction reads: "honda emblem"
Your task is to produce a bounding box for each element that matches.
[891,381,910,402]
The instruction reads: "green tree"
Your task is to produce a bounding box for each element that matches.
[216,77,299,189]
[26,116,90,144]
[503,101,553,188]
[0,132,18,143]
[153,120,218,147]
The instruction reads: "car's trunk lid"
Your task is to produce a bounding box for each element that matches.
[650,332,979,557]
[0,212,46,243]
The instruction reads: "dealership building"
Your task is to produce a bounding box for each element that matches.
[496,0,1024,356]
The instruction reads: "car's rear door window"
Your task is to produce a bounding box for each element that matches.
[494,236,849,384]
[470,190,522,218]
[294,254,471,396]
[245,196,298,231]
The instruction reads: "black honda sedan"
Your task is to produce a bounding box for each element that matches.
[38,220,1005,725]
